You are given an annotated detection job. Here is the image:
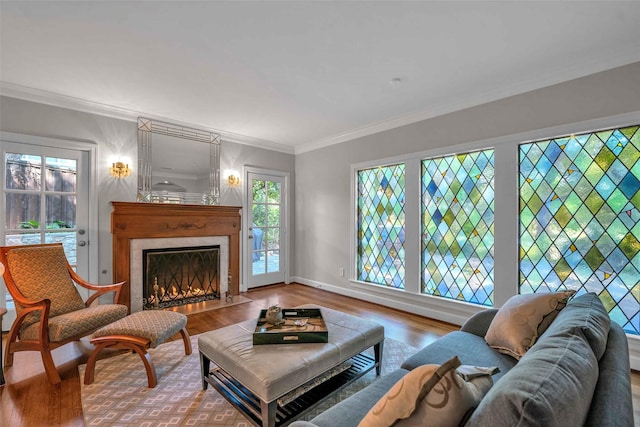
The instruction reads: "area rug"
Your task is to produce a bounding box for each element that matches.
[79,334,418,426]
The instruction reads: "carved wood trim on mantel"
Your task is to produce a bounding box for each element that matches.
[111,202,241,311]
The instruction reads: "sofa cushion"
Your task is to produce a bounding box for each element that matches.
[360,356,496,427]
[484,290,575,359]
[401,331,517,381]
[584,322,633,427]
[20,303,128,342]
[540,292,610,360]
[466,325,599,427]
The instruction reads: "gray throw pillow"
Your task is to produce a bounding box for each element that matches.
[539,292,610,360]
[466,326,599,427]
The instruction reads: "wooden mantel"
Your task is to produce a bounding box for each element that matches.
[111,202,241,311]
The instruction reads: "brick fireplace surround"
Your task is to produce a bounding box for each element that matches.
[111,202,241,312]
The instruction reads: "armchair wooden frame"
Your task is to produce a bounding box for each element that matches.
[0,243,125,384]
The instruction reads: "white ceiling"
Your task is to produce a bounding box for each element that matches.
[1,1,640,154]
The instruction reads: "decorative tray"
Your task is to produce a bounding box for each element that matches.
[253,308,328,345]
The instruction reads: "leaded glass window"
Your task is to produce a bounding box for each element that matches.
[519,125,640,335]
[421,150,495,305]
[357,164,405,288]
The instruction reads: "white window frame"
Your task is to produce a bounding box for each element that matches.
[350,111,640,369]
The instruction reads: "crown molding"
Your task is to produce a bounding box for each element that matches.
[3,50,639,157]
[0,81,295,155]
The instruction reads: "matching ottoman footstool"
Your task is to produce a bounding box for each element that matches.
[83,310,191,388]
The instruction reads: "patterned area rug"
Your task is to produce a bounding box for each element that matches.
[79,334,418,426]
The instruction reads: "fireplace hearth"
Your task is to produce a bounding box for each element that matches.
[143,245,220,309]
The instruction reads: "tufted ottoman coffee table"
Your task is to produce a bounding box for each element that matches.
[198,304,384,427]
[83,310,191,388]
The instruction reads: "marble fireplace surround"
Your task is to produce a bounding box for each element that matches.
[111,202,241,312]
[130,236,228,312]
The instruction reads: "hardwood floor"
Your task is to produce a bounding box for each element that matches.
[1,283,638,426]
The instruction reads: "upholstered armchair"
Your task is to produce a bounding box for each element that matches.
[0,243,128,384]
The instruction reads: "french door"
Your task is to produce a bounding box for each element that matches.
[1,136,93,325]
[245,170,288,288]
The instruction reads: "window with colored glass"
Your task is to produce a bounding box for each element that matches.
[357,164,405,288]
[519,125,640,335]
[421,150,495,306]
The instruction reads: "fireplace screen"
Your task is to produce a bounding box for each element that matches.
[143,245,220,309]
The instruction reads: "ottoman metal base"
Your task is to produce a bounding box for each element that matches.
[201,345,382,427]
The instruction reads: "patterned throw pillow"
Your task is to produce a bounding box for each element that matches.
[484,290,575,359]
[358,356,497,427]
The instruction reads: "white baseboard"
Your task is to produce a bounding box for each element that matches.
[291,276,483,327]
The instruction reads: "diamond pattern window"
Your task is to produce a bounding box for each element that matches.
[519,125,640,335]
[357,164,405,288]
[421,150,495,306]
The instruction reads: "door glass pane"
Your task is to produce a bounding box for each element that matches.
[267,250,280,273]
[251,225,265,269]
[253,179,266,203]
[5,193,41,229]
[267,204,280,227]
[253,204,266,227]
[267,181,280,203]
[267,228,280,250]
[5,232,41,246]
[5,153,41,190]
[255,227,266,250]
[253,258,266,275]
[45,195,76,228]
[45,157,77,191]
[252,227,267,275]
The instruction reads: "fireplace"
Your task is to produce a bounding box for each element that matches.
[143,245,220,310]
[130,235,228,312]
[111,202,241,312]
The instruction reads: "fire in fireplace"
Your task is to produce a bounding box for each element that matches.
[142,245,220,309]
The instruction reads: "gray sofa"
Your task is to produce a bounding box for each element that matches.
[291,292,633,427]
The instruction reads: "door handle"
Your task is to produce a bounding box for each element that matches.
[78,241,87,247]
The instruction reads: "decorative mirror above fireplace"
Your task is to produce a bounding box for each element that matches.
[137,117,221,204]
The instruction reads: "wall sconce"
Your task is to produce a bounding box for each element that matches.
[110,162,131,178]
[227,174,240,186]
